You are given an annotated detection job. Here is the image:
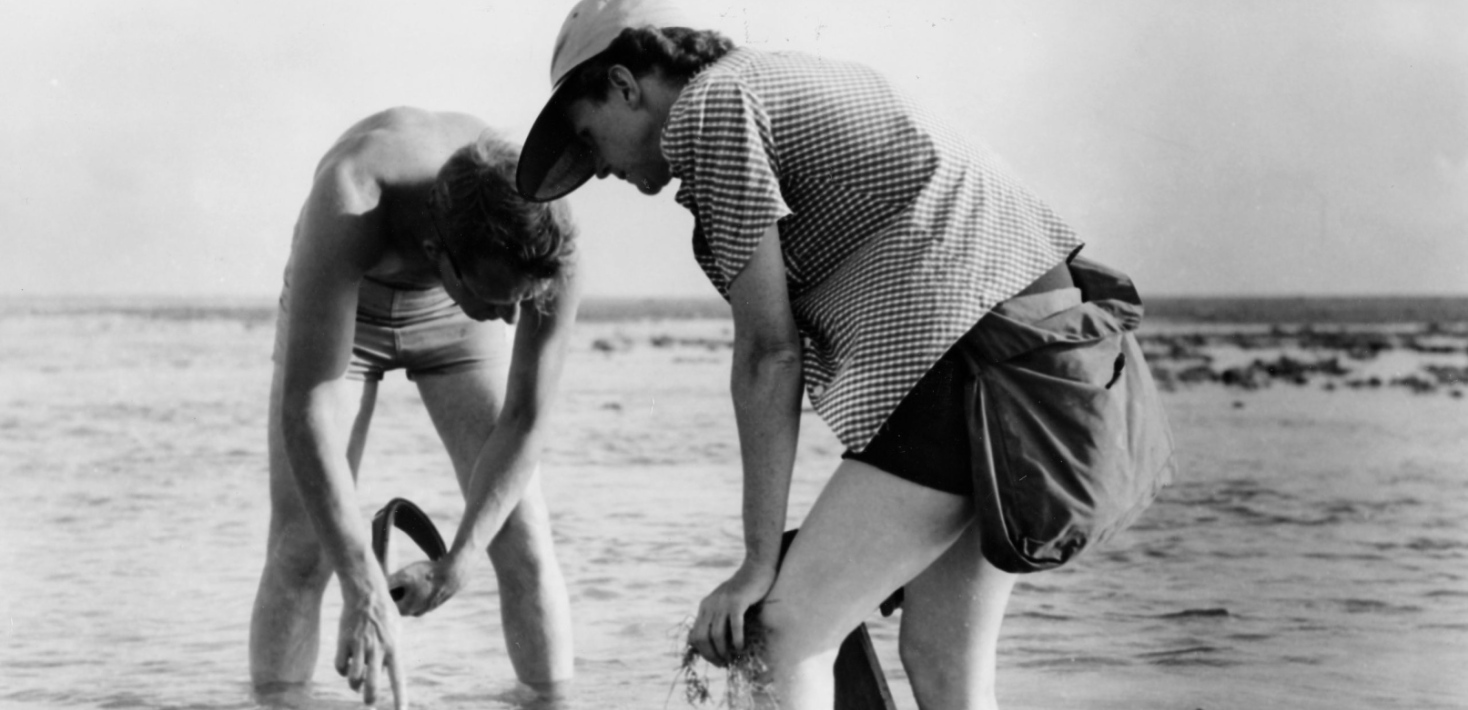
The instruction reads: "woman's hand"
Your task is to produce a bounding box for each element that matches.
[689,223,799,668]
[335,579,408,709]
[387,553,470,617]
[688,559,779,666]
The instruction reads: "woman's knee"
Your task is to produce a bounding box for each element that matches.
[898,636,959,687]
[754,593,847,665]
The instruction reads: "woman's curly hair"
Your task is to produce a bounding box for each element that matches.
[560,26,735,104]
[429,130,576,304]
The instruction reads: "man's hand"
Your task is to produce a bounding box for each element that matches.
[388,555,469,617]
[335,583,408,709]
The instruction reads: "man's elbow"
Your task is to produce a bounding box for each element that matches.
[495,400,544,435]
[277,402,318,454]
[495,385,566,438]
[277,382,334,440]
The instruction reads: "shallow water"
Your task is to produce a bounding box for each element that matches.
[1,311,1465,709]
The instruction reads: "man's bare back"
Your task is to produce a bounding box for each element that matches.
[295,107,492,290]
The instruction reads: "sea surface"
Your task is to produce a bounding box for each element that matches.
[1,297,1465,710]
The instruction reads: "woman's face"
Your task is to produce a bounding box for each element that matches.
[564,71,672,195]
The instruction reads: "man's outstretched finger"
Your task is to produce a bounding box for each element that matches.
[358,657,375,707]
[387,647,409,710]
[364,636,393,710]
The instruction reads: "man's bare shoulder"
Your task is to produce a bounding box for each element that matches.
[314,107,494,188]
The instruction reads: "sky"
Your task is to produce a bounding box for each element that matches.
[1,0,1464,299]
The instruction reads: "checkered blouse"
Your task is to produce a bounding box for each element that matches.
[662,48,1083,452]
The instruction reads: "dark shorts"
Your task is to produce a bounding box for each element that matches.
[841,347,978,496]
[842,287,1084,497]
[272,276,507,382]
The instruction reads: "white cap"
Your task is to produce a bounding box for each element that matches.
[518,0,708,201]
[549,0,700,88]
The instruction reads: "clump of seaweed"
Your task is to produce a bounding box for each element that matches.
[668,611,775,709]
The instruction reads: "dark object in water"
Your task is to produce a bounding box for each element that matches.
[1157,608,1231,619]
[777,529,899,710]
[833,623,895,710]
[371,498,447,602]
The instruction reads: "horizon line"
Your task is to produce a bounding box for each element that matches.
[2,291,1467,302]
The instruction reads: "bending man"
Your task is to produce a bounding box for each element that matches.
[250,107,579,708]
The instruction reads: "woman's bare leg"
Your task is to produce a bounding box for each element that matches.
[753,460,973,709]
[900,519,1017,710]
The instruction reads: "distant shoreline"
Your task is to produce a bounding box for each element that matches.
[1,294,1465,325]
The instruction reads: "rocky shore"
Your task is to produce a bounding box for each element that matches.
[1139,323,1468,397]
[586,318,1468,398]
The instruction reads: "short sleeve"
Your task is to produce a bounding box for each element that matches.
[665,74,792,294]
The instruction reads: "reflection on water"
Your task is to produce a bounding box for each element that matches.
[1,311,1465,709]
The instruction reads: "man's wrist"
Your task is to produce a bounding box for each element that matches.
[337,547,387,597]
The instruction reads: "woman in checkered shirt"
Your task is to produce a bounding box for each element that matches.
[517,2,1175,707]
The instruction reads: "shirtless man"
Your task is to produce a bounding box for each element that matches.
[249,107,579,709]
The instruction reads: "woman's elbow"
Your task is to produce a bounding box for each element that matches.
[735,340,803,382]
[765,344,803,370]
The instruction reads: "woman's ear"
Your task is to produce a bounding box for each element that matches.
[422,239,441,259]
[607,65,641,104]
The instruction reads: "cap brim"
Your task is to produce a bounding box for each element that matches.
[517,85,596,202]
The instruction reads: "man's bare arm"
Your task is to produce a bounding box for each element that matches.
[463,263,581,544]
[278,150,405,707]
[396,259,583,615]
[280,155,381,594]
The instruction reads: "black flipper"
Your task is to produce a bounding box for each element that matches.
[370,498,448,602]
